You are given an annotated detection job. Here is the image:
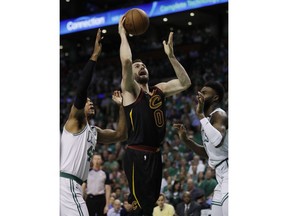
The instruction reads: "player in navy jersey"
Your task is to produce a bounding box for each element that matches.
[118,17,191,216]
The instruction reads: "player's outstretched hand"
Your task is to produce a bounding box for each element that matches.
[173,123,187,141]
[112,90,123,105]
[90,29,103,61]
[196,91,205,119]
[163,32,175,58]
[118,16,127,35]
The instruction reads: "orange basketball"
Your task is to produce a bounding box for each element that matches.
[123,8,149,36]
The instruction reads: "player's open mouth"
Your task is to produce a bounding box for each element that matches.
[139,70,146,75]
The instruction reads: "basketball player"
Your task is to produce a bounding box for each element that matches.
[118,17,191,216]
[60,29,127,216]
[173,81,228,216]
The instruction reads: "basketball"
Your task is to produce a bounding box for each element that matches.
[123,8,149,36]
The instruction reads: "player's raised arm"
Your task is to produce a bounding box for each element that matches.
[118,17,140,97]
[156,32,191,97]
[65,29,102,133]
[97,91,127,144]
[173,123,208,158]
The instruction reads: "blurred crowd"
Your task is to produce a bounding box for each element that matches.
[60,20,228,211]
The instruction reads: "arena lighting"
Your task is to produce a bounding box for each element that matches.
[60,0,228,35]
[163,17,168,22]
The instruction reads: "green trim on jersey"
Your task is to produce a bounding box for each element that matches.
[72,124,88,136]
[70,179,84,216]
[211,193,228,206]
[60,171,83,185]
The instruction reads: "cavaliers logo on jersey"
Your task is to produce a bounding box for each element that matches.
[149,95,162,110]
[149,95,165,127]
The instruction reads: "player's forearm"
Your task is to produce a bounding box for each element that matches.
[200,118,223,147]
[182,136,208,158]
[168,56,191,89]
[90,53,100,62]
[120,34,132,65]
[115,105,128,141]
[74,60,96,109]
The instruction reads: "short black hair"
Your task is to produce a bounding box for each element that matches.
[132,59,143,64]
[204,81,225,103]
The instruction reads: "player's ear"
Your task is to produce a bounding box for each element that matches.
[213,95,219,102]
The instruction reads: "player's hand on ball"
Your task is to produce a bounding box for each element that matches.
[163,32,175,58]
[118,16,127,35]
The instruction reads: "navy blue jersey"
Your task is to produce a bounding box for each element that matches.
[124,86,166,148]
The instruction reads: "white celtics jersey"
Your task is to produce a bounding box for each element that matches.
[201,108,228,169]
[60,123,97,181]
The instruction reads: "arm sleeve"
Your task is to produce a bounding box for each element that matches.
[200,118,223,147]
[74,60,96,109]
[105,171,112,185]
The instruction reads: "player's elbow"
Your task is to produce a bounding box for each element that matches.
[184,80,192,89]
[121,132,128,142]
[121,57,132,67]
[211,133,223,147]
[180,78,191,90]
[117,130,128,142]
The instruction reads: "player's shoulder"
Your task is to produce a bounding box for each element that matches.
[151,84,165,95]
[210,108,227,123]
[212,108,227,117]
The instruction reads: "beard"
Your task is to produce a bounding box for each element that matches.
[135,75,149,84]
[203,96,214,113]
[86,110,95,120]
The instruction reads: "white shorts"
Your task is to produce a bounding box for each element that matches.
[60,177,89,216]
[212,159,228,206]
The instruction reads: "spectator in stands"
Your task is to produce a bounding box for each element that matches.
[175,191,201,216]
[161,168,169,193]
[185,178,202,202]
[169,180,183,208]
[199,168,217,200]
[196,171,205,188]
[153,193,175,216]
[103,152,119,173]
[107,199,122,216]
[194,190,211,211]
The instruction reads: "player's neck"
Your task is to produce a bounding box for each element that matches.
[140,84,150,94]
[205,105,219,117]
[92,166,101,171]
